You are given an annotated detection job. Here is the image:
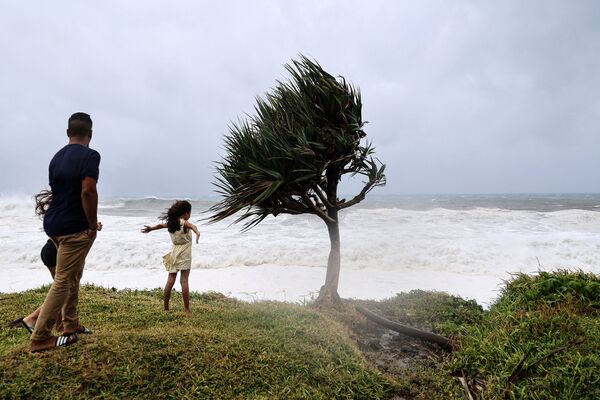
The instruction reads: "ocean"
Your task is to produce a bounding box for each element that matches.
[1,193,599,306]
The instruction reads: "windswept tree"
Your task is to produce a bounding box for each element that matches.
[210,56,386,303]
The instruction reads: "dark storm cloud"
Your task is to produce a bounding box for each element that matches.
[1,1,599,197]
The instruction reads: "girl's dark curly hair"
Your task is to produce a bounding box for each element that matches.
[160,200,192,233]
[34,189,53,217]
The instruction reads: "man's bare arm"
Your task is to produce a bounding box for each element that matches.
[81,176,98,232]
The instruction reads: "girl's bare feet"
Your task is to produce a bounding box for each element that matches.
[9,317,34,333]
[23,316,36,328]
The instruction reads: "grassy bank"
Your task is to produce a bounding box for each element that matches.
[347,271,599,399]
[0,287,396,399]
[1,270,598,399]
[449,270,600,399]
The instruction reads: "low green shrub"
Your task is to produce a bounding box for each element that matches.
[449,270,600,399]
[496,269,600,311]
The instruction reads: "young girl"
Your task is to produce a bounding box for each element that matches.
[142,200,200,313]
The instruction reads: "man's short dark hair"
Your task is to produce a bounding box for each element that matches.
[67,112,93,137]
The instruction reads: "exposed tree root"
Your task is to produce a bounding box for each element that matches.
[356,305,452,351]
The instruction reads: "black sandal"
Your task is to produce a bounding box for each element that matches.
[31,335,77,353]
[8,317,34,334]
[63,325,92,336]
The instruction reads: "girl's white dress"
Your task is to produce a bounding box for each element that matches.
[162,219,192,273]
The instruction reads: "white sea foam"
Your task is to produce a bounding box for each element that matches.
[1,195,599,304]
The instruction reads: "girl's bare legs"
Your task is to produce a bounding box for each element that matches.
[163,272,177,311]
[180,269,191,314]
[23,267,63,331]
[22,307,40,329]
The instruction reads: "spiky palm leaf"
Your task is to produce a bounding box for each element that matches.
[210,55,385,230]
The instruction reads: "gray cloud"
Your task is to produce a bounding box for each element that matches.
[1,0,599,197]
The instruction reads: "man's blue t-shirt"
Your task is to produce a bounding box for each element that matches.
[44,144,101,237]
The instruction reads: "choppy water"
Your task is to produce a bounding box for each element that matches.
[1,194,599,279]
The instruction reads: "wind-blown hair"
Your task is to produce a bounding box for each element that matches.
[160,200,192,233]
[34,189,53,217]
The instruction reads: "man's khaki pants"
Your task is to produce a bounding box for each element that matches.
[31,231,95,341]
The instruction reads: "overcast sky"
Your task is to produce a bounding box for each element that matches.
[1,1,599,197]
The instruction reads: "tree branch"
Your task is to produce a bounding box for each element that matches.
[459,370,475,400]
[502,337,585,398]
[337,177,378,210]
[277,209,304,215]
[302,192,335,223]
[280,198,311,214]
[356,305,452,350]
[314,184,334,209]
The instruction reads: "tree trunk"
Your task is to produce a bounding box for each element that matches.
[315,167,342,305]
[316,210,341,304]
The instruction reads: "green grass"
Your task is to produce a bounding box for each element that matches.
[449,270,600,399]
[0,286,397,400]
[2,270,598,399]
[326,272,600,399]
[327,292,484,399]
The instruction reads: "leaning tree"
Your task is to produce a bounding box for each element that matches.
[209,56,386,303]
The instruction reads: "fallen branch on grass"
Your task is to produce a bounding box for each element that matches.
[459,370,475,400]
[503,337,586,398]
[355,305,452,350]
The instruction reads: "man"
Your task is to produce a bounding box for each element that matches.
[30,112,101,352]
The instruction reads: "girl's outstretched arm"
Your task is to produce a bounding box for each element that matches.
[184,221,201,243]
[141,223,167,233]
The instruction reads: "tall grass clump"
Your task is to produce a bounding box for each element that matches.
[449,270,600,399]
